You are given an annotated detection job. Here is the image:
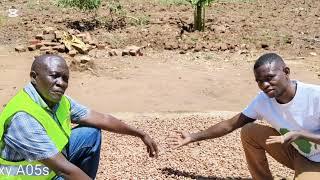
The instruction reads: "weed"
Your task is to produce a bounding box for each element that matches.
[104,34,126,48]
[127,14,150,26]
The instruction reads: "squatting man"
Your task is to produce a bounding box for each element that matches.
[0,54,158,179]
[170,53,320,180]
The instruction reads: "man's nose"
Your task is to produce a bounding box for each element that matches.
[261,81,270,88]
[56,77,68,88]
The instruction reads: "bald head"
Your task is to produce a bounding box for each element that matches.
[31,54,67,73]
[30,54,69,108]
[254,53,286,70]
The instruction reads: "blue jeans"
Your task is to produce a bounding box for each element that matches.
[56,126,102,179]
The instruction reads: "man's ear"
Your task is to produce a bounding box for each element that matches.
[30,71,37,84]
[283,66,290,76]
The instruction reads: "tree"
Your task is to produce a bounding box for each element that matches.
[187,0,216,31]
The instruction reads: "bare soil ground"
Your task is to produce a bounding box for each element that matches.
[0,0,319,179]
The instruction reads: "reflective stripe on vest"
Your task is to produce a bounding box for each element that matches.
[0,90,72,179]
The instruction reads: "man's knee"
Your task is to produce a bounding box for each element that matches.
[240,123,258,140]
[83,127,102,144]
[71,126,102,147]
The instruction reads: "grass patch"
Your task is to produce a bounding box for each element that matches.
[127,14,150,26]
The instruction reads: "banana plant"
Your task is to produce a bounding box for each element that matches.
[187,0,216,31]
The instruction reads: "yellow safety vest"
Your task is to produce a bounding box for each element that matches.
[0,90,72,179]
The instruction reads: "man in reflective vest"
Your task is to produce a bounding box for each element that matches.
[0,54,158,179]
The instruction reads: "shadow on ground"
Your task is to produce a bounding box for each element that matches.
[160,167,252,180]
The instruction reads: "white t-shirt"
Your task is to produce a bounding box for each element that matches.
[242,81,320,162]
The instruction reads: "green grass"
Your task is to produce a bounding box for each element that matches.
[127,14,150,26]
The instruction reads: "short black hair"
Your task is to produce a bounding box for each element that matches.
[254,53,285,70]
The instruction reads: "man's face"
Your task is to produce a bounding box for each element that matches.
[32,57,69,106]
[254,62,289,98]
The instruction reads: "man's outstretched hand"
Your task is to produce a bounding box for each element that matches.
[141,134,159,158]
[167,131,194,149]
[266,131,300,145]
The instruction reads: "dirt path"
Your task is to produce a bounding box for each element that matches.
[0,47,318,113]
[0,47,319,179]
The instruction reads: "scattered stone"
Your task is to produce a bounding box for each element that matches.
[43,33,56,41]
[122,49,130,56]
[130,46,141,55]
[227,44,235,50]
[42,41,61,47]
[210,25,227,33]
[79,55,91,64]
[95,51,107,58]
[76,33,87,40]
[52,45,66,53]
[108,49,120,56]
[43,27,56,34]
[219,43,228,51]
[125,46,143,56]
[240,50,249,54]
[261,43,269,49]
[29,39,41,45]
[108,51,116,56]
[240,43,249,49]
[83,32,93,44]
[88,40,98,46]
[73,45,88,54]
[88,49,106,58]
[68,50,78,57]
[194,44,202,52]
[164,42,178,50]
[54,31,64,41]
[67,29,78,35]
[310,52,317,56]
[35,34,44,40]
[96,44,106,50]
[39,46,52,52]
[35,43,43,49]
[27,45,37,51]
[15,45,26,52]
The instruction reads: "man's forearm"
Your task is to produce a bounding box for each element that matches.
[81,111,146,138]
[190,113,249,142]
[298,131,320,144]
[190,120,235,142]
[101,114,145,138]
[40,154,91,180]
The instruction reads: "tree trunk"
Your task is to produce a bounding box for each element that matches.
[194,2,205,31]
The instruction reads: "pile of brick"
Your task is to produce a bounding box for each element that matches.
[14,27,144,58]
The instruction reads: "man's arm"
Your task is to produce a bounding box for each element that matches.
[266,131,320,145]
[170,113,255,148]
[78,110,158,157]
[40,153,91,180]
[3,112,91,179]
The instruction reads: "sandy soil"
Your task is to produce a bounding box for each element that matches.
[0,46,319,179]
[0,0,320,179]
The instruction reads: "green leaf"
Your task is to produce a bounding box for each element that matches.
[56,0,101,10]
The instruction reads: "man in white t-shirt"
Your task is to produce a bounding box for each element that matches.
[170,53,320,180]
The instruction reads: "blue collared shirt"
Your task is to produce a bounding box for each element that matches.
[0,83,89,161]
